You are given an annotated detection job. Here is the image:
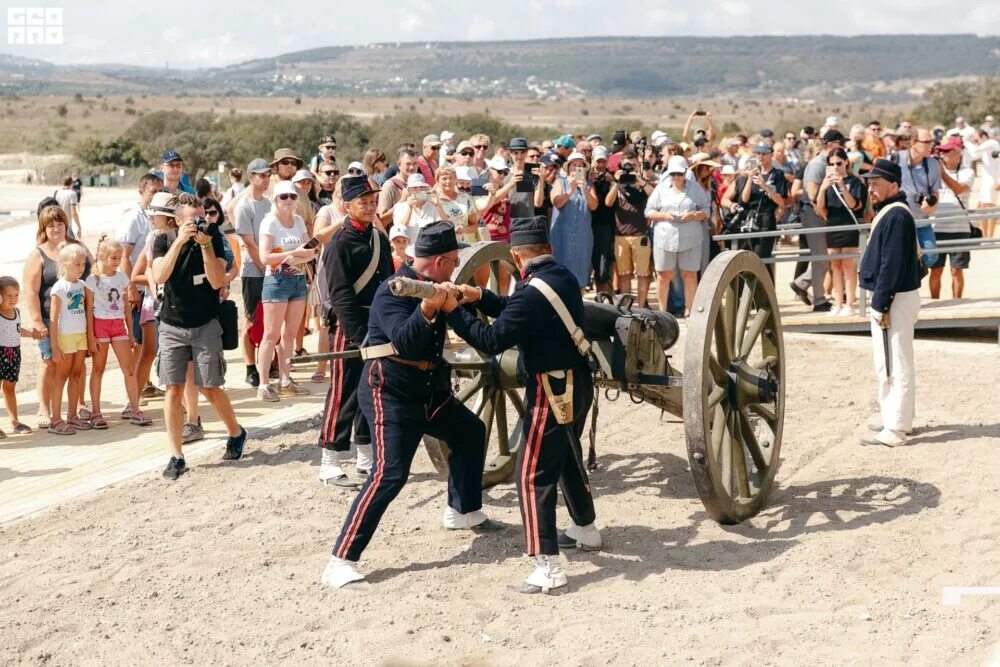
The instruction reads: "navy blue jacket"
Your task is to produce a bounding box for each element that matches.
[448,255,590,375]
[323,218,393,346]
[365,264,448,402]
[858,193,923,313]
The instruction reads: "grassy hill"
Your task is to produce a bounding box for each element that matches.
[1,34,998,101]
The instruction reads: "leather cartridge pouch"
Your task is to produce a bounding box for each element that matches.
[540,370,574,426]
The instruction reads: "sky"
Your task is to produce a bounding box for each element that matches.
[3,0,1000,69]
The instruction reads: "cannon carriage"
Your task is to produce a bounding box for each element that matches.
[421,242,786,524]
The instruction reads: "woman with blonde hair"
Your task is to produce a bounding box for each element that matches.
[22,205,92,429]
[433,165,480,244]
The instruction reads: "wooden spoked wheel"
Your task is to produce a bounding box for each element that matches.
[683,250,785,524]
[423,242,528,488]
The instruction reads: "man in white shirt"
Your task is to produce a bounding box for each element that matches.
[951,117,977,143]
[967,129,1000,238]
[928,138,975,298]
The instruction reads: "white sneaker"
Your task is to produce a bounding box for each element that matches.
[319,449,356,488]
[257,384,280,402]
[442,506,488,530]
[825,307,840,318]
[520,555,567,594]
[839,305,857,317]
[320,555,368,590]
[356,443,373,475]
[559,522,603,551]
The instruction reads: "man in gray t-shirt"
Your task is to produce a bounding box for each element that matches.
[234,158,274,387]
[55,178,81,238]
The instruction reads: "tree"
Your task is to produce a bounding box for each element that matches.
[55,104,68,117]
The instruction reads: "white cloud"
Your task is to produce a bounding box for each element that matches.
[466,16,497,41]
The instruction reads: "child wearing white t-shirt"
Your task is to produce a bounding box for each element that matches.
[0,276,44,437]
[84,236,150,429]
[47,244,90,435]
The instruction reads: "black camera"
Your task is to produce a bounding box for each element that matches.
[193,216,213,235]
[992,150,1000,159]
[917,193,938,207]
[619,162,636,185]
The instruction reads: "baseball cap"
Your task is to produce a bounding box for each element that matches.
[825,116,839,127]
[160,150,182,164]
[565,152,588,166]
[611,130,627,148]
[592,146,610,161]
[423,134,442,148]
[406,173,429,189]
[666,155,688,175]
[486,157,510,172]
[389,225,409,241]
[271,180,298,200]
[319,135,337,148]
[554,135,575,149]
[440,130,454,142]
[247,158,271,175]
[539,153,559,167]
[456,140,474,154]
[935,136,963,152]
[347,161,365,173]
[291,169,314,184]
[586,133,602,142]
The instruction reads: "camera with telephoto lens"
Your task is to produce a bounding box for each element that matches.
[193,216,213,235]
[619,162,637,185]
[917,193,938,207]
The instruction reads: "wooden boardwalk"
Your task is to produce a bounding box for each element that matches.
[0,350,327,524]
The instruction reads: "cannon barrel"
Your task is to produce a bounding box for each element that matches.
[582,300,680,350]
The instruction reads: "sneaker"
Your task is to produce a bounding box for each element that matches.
[789,282,811,306]
[162,456,187,480]
[321,555,368,590]
[811,302,833,313]
[278,380,310,397]
[258,385,280,402]
[245,368,261,388]
[443,506,488,530]
[223,426,247,461]
[825,307,840,318]
[319,449,356,488]
[557,522,603,551]
[141,384,165,399]
[516,555,567,595]
[181,418,204,444]
[839,305,858,317]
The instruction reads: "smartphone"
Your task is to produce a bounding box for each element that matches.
[694,110,707,116]
[574,166,586,181]
[470,184,488,197]
[517,164,538,193]
[300,236,321,250]
[825,166,836,177]
[413,191,429,202]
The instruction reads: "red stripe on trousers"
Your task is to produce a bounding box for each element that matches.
[521,377,547,555]
[335,362,386,559]
[321,327,345,441]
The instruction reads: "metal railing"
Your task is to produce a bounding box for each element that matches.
[710,206,1000,317]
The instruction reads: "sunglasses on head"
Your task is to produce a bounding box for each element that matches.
[277,193,297,201]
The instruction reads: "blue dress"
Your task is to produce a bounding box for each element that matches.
[550,176,593,287]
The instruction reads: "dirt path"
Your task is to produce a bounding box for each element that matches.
[1,330,998,665]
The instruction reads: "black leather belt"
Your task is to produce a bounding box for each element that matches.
[388,356,439,371]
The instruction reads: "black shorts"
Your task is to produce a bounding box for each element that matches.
[241,276,264,321]
[0,346,20,383]
[928,231,970,270]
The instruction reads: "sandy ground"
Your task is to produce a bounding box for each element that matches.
[1,327,999,665]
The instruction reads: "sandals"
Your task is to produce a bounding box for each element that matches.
[47,419,76,436]
[78,407,93,422]
[130,410,153,426]
[0,429,5,439]
[294,348,307,357]
[310,372,326,383]
[121,405,134,420]
[38,417,51,430]
[90,414,109,430]
[12,423,32,434]
[66,416,93,431]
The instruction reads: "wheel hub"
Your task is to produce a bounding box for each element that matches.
[726,358,778,410]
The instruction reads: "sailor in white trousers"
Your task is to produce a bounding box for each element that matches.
[857,159,925,447]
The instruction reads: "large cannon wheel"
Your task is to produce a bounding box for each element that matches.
[423,242,527,488]
[683,250,785,524]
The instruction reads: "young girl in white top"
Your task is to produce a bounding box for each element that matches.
[85,235,151,429]
[0,276,44,437]
[48,243,90,435]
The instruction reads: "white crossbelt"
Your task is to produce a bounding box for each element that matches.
[358,341,396,360]
[352,229,382,294]
[527,278,591,356]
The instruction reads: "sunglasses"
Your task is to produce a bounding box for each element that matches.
[206,210,220,217]
[473,145,489,150]
[347,168,364,175]
[494,169,509,175]
[321,145,337,150]
[322,170,339,176]
[277,193,298,201]
[457,185,471,192]
[459,151,474,157]
[279,159,299,166]
[914,139,934,144]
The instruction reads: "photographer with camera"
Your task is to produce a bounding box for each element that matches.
[720,143,788,276]
[896,128,942,219]
[605,150,655,308]
[151,194,248,480]
[928,137,975,298]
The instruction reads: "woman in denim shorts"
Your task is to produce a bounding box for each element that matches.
[255,181,319,401]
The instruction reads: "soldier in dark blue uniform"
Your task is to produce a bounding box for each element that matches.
[447,216,601,595]
[321,222,489,589]
[316,176,393,487]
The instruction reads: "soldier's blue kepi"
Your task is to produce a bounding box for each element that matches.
[509,216,549,247]
[414,221,459,257]
[341,175,380,202]
[861,158,902,185]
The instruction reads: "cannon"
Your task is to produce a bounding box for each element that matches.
[421,242,785,524]
[295,243,785,524]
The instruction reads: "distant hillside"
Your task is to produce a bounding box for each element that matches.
[2,34,998,101]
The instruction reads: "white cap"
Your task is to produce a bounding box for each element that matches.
[955,116,965,124]
[721,164,737,175]
[650,130,666,142]
[825,116,838,126]
[406,173,428,189]
[946,128,961,137]
[272,180,298,199]
[486,156,509,171]
[666,155,689,175]
[565,152,588,166]
[653,135,670,148]
[291,169,314,184]
[389,225,409,241]
[440,130,455,142]
[593,146,611,161]
[985,115,995,122]
[347,161,364,172]
[454,166,478,182]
